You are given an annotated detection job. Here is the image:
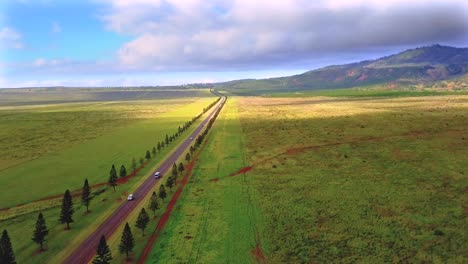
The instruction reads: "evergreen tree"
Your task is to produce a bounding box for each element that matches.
[82,179,91,212]
[59,189,74,229]
[152,146,156,156]
[148,191,159,216]
[178,162,185,174]
[139,157,144,166]
[92,235,112,264]
[0,229,16,264]
[172,163,178,178]
[118,223,135,260]
[131,157,137,175]
[166,176,174,191]
[108,165,117,191]
[119,165,127,178]
[135,208,150,236]
[165,134,169,145]
[32,212,49,251]
[157,142,161,152]
[186,152,191,161]
[161,141,165,148]
[145,150,151,160]
[159,185,167,200]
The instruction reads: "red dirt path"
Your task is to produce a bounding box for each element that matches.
[230,166,252,176]
[251,232,266,263]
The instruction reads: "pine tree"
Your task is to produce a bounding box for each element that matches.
[148,191,159,216]
[166,176,174,191]
[152,146,156,156]
[32,212,49,251]
[165,134,169,145]
[59,189,74,229]
[108,165,117,191]
[157,142,161,152]
[135,208,150,236]
[186,152,191,161]
[0,229,16,264]
[172,163,178,178]
[118,223,135,259]
[119,165,127,178]
[178,162,185,174]
[82,179,91,213]
[92,235,112,264]
[145,150,151,160]
[139,157,144,166]
[159,185,167,200]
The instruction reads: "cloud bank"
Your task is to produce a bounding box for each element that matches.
[97,0,468,71]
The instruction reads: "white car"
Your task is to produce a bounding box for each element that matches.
[190,137,193,140]
[127,194,134,201]
[154,171,161,178]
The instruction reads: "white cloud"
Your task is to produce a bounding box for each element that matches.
[94,0,468,71]
[0,27,24,49]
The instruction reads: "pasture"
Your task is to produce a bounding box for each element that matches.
[0,93,219,263]
[0,96,216,209]
[238,95,467,263]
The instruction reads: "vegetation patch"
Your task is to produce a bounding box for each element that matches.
[237,95,467,263]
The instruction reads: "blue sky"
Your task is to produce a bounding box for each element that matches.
[0,0,467,87]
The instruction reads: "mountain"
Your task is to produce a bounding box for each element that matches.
[216,45,468,95]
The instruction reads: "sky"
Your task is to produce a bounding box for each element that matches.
[0,0,467,88]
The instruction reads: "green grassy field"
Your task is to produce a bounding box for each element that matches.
[0,87,210,106]
[269,88,468,98]
[0,95,219,263]
[146,98,265,263]
[237,96,467,263]
[0,96,216,209]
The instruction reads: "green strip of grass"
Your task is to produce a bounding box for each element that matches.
[146,98,265,263]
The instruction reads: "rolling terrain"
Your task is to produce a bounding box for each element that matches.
[216,45,468,95]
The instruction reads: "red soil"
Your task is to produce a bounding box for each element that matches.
[230,166,252,176]
[251,232,266,263]
[252,243,266,263]
[209,177,219,182]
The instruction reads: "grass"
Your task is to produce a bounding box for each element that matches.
[144,98,265,263]
[237,95,467,263]
[0,88,211,106]
[0,96,216,209]
[269,88,468,98]
[0,96,219,263]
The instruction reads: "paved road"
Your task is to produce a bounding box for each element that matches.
[63,95,226,264]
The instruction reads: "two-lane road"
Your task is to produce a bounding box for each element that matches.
[63,95,226,264]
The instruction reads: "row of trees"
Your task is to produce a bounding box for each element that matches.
[106,97,215,191]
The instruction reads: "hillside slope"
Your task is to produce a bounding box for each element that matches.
[217,45,468,95]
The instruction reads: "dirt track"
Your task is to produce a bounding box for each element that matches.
[63,96,225,264]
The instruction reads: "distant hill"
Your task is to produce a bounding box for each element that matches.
[216,45,468,95]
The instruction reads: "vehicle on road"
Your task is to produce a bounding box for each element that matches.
[190,137,193,140]
[154,171,161,178]
[127,194,134,201]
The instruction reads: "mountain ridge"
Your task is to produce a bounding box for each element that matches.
[216,44,468,95]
